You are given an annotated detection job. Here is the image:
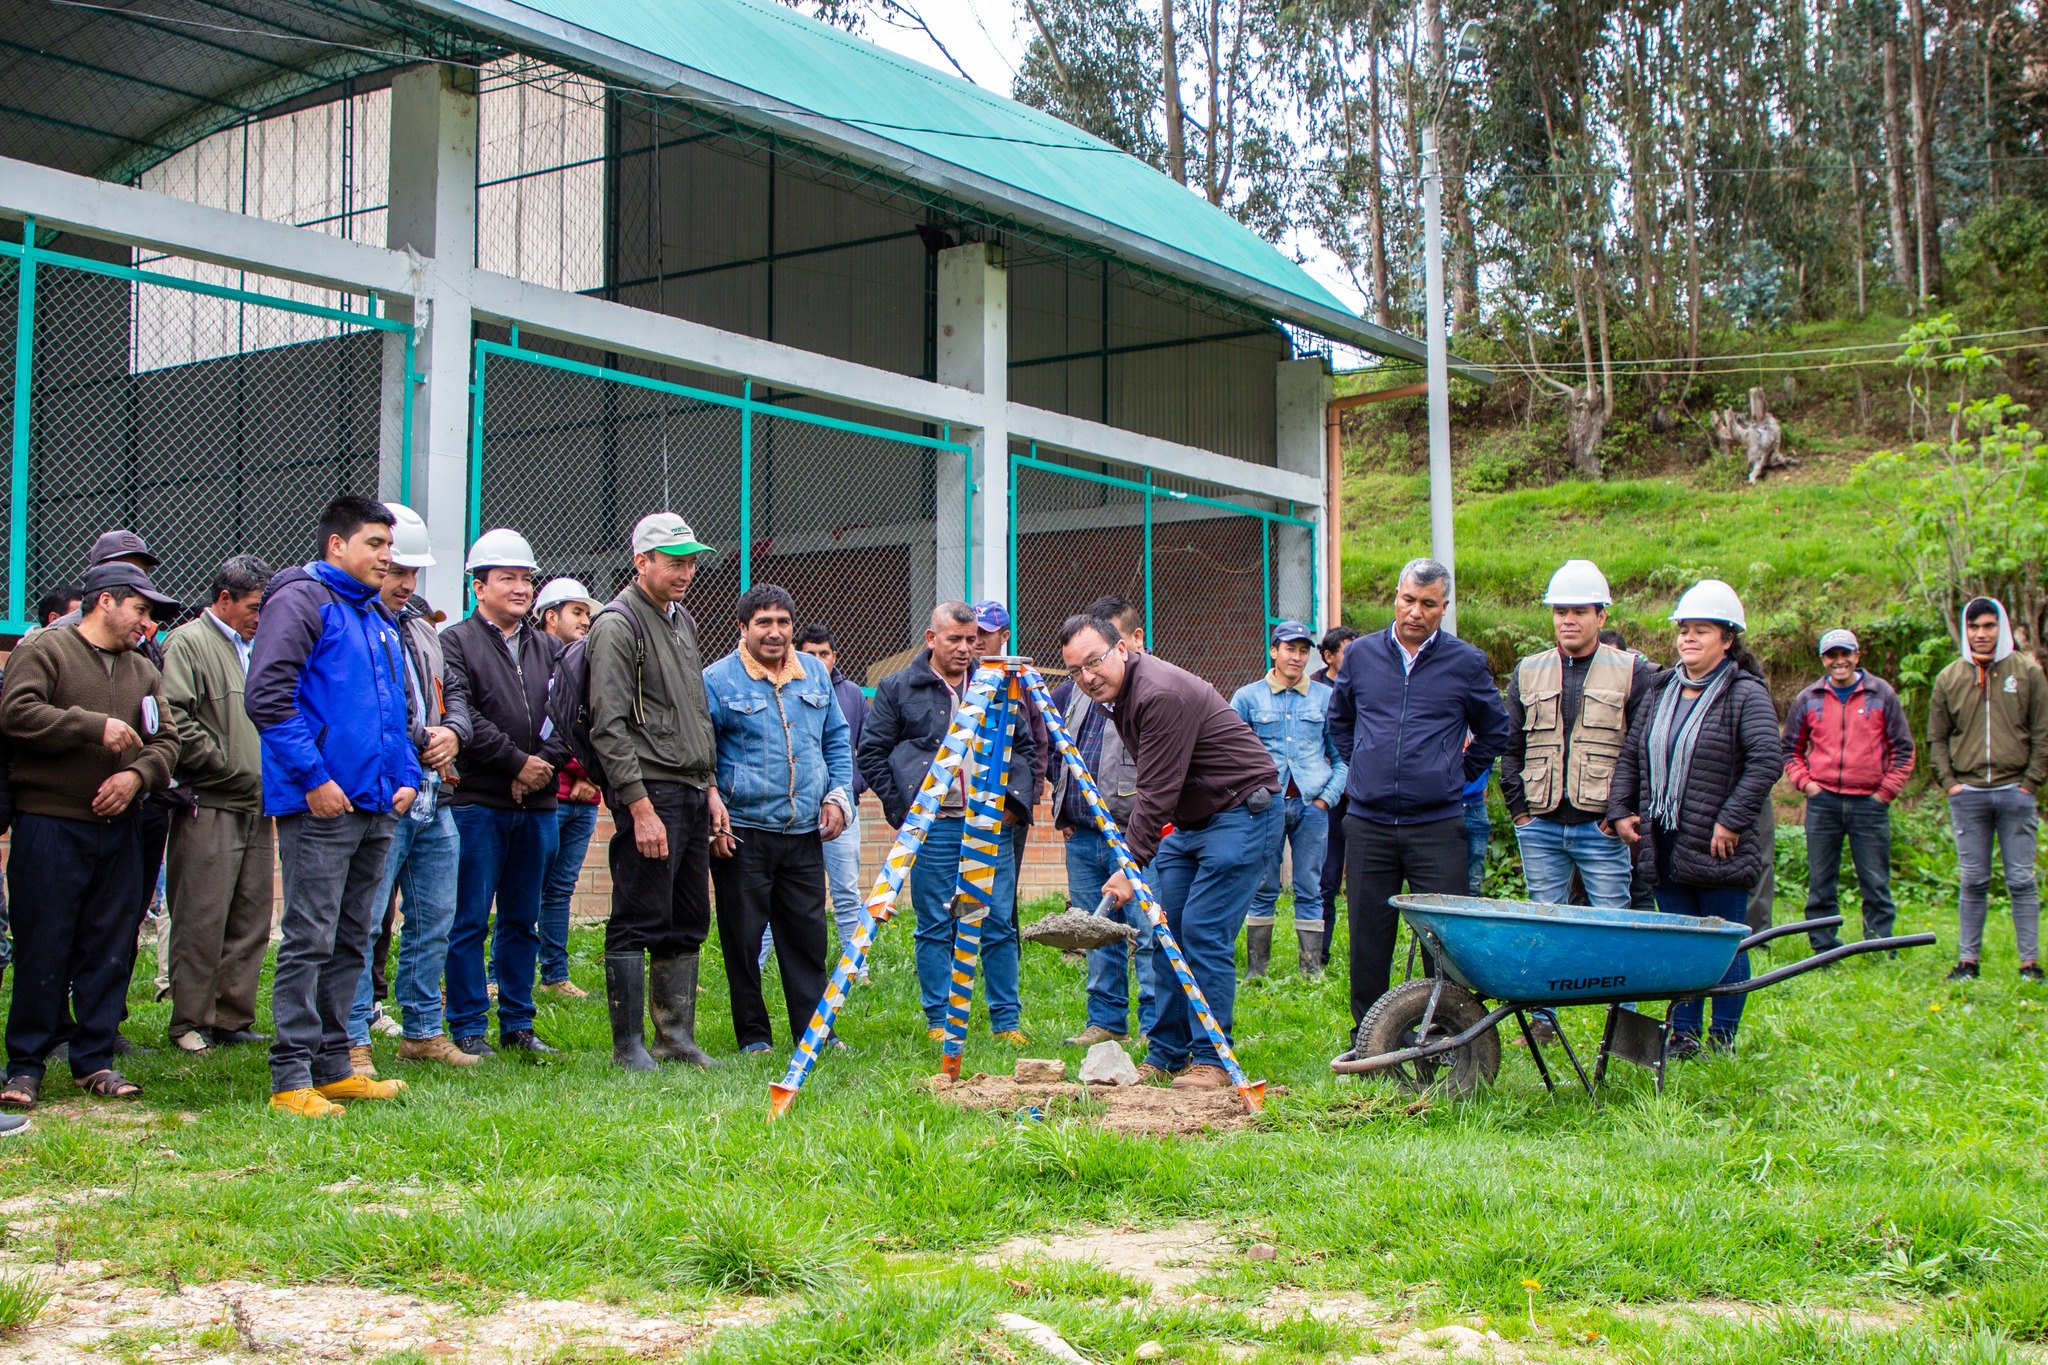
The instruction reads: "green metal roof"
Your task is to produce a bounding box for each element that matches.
[424,0,1474,371]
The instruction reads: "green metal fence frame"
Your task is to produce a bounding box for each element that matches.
[1007,444,1318,659]
[468,333,973,597]
[1,216,418,632]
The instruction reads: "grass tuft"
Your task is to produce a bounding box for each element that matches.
[664,1198,845,1296]
[0,1273,51,1335]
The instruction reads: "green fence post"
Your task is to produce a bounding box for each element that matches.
[738,380,753,591]
[399,330,418,505]
[962,425,974,603]
[466,341,488,612]
[1141,469,1154,645]
[8,217,36,629]
[1008,446,1022,651]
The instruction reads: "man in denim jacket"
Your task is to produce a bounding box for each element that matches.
[1231,622,1348,980]
[703,584,854,1051]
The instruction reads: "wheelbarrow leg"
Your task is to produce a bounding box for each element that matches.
[1549,1016,1598,1103]
[1594,1005,1619,1089]
[1512,1010,1557,1094]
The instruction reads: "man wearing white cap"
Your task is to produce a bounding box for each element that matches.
[587,512,727,1069]
[1500,560,1659,911]
[531,577,605,999]
[1780,630,1915,953]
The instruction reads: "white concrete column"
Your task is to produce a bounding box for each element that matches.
[1275,357,1331,629]
[935,241,1008,609]
[383,64,478,612]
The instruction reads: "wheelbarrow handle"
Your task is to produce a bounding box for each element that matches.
[1328,1003,1518,1074]
[1705,932,1939,996]
[1737,915,1842,952]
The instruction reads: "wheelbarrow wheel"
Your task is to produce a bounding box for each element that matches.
[1353,979,1500,1097]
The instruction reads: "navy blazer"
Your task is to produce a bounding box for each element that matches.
[1327,627,1512,826]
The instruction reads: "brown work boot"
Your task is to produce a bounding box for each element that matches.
[537,979,590,1000]
[315,1076,409,1102]
[348,1044,377,1078]
[397,1035,480,1067]
[1170,1064,1232,1090]
[1063,1024,1129,1047]
[270,1088,345,1118]
[1135,1062,1187,1086]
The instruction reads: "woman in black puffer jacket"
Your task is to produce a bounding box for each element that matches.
[1608,580,1783,1053]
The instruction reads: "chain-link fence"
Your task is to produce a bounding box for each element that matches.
[1009,446,1316,692]
[1,223,412,632]
[471,333,969,685]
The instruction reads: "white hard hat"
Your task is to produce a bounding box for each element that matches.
[534,576,602,616]
[465,527,538,574]
[1543,559,1611,606]
[1670,578,1747,631]
[383,503,435,568]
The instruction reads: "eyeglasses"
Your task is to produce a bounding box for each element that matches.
[1071,646,1118,677]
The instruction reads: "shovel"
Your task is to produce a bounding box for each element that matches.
[1020,892,1139,952]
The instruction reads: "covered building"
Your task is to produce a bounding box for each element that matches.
[1,0,1486,688]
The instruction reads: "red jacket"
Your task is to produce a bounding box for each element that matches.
[1781,671,1915,801]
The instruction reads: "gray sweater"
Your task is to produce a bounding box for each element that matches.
[585,582,717,806]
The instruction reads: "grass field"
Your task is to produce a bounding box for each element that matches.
[1,795,2045,1363]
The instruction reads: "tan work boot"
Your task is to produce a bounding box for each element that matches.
[315,1076,409,1102]
[926,1027,947,1042]
[348,1044,377,1078]
[992,1029,1031,1046]
[270,1088,345,1118]
[1170,1064,1232,1090]
[397,1035,480,1067]
[536,979,590,999]
[1135,1063,1187,1086]
[1063,1024,1128,1047]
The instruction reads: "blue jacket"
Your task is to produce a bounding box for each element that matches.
[1328,627,1512,826]
[703,647,853,834]
[1230,675,1348,805]
[246,561,422,817]
[830,670,869,801]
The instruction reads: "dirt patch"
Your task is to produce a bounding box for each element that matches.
[928,1072,1274,1137]
[978,1221,1229,1293]
[1,1260,778,1363]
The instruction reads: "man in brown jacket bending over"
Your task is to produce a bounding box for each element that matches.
[0,563,183,1109]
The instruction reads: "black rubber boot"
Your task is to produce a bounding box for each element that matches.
[604,954,657,1072]
[1295,927,1325,981]
[1245,924,1273,979]
[649,954,719,1068]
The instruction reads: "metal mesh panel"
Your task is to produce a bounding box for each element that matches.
[473,342,962,682]
[1009,457,1145,665]
[7,240,400,626]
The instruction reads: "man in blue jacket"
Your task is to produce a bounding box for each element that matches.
[247,495,421,1118]
[706,585,854,1051]
[1329,559,1512,1038]
[1231,621,1347,980]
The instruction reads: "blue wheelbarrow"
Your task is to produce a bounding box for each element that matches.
[1329,895,1937,1097]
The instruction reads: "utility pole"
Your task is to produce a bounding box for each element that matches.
[1420,122,1456,636]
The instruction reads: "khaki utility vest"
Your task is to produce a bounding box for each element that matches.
[1515,644,1633,815]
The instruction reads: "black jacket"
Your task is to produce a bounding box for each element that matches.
[1608,666,1783,890]
[442,615,568,809]
[857,649,1036,828]
[1328,627,1513,826]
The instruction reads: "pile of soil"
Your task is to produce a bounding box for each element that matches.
[926,1073,1273,1137]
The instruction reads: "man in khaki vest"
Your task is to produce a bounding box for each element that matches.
[1500,561,1658,907]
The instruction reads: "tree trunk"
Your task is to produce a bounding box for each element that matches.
[1162,0,1187,185]
[1880,39,1918,304]
[1367,43,1390,329]
[1682,111,1701,367]
[1202,0,1221,204]
[1566,386,1607,478]
[1904,0,1944,302]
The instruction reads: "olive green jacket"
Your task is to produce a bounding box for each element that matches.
[161,612,264,812]
[1928,650,2048,792]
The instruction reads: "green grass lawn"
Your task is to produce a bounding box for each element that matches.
[2,802,2045,1362]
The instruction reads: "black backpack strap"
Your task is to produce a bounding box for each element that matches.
[595,599,647,723]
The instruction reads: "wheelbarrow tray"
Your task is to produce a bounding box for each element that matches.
[1392,894,1749,1004]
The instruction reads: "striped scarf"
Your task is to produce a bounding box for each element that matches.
[1645,659,1735,831]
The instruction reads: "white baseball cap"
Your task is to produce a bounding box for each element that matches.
[631,512,715,557]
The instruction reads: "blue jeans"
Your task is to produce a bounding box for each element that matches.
[537,801,599,984]
[821,813,864,956]
[1248,796,1328,927]
[448,805,559,1039]
[1515,817,1635,907]
[1950,786,2040,963]
[1145,800,1281,1072]
[1068,826,1158,1034]
[1654,883,1752,1041]
[1464,798,1492,895]
[1802,792,1896,948]
[349,806,460,1046]
[908,816,1019,1032]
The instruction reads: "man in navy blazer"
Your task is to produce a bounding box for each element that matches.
[1328,558,1512,1040]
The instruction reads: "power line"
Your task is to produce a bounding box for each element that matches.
[1511,337,2047,379]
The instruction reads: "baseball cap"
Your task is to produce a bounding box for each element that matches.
[80,562,181,616]
[1271,620,1314,645]
[971,599,1011,632]
[631,512,715,557]
[1817,628,1859,656]
[88,529,159,569]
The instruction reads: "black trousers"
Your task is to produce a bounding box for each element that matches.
[1346,813,1468,1027]
[711,827,830,1047]
[1319,795,1349,957]
[606,782,712,958]
[6,812,146,1081]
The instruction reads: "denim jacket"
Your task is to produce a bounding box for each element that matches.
[1230,674,1348,806]
[702,647,853,834]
